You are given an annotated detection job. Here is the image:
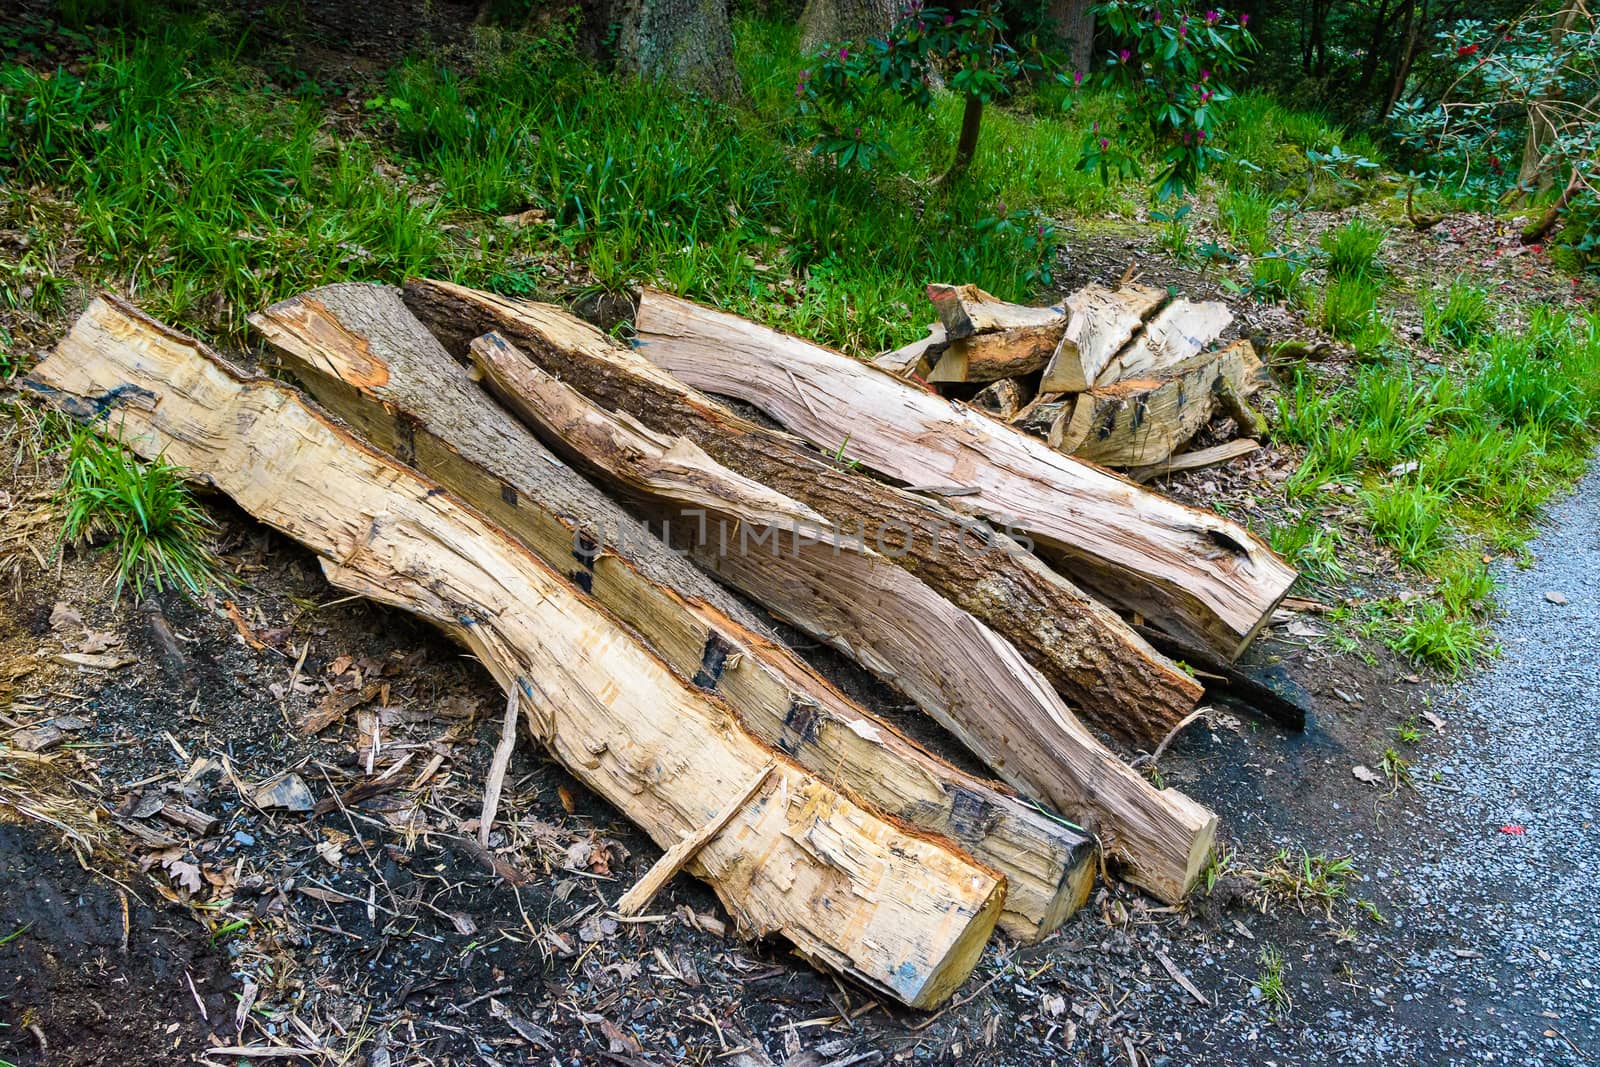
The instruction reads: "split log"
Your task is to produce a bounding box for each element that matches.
[927,322,1064,384]
[28,295,1005,1009]
[470,331,1212,905]
[399,282,1206,779]
[1054,341,1267,468]
[1093,299,1233,386]
[1039,282,1166,393]
[970,379,1028,420]
[251,285,1095,939]
[1010,392,1070,442]
[873,325,945,378]
[925,284,1063,339]
[1131,439,1262,484]
[631,289,1296,661]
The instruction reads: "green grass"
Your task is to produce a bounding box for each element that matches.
[1251,249,1309,306]
[1363,482,1450,565]
[1317,272,1384,340]
[1250,849,1357,918]
[1219,188,1277,256]
[1254,945,1292,1014]
[58,426,222,601]
[1319,217,1386,278]
[1423,279,1493,348]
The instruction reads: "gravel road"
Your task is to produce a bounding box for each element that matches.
[1387,458,1600,1064]
[1073,462,1600,1067]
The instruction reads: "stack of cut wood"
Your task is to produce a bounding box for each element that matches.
[25,279,1296,1012]
[874,281,1268,478]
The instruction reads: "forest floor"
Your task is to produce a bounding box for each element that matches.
[3,2,1600,1065]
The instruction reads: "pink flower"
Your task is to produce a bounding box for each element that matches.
[1073,70,1084,86]
[1098,136,1109,150]
[944,12,953,24]
[1239,12,1249,26]
[839,46,850,59]
[1197,128,1206,141]
[1204,9,1219,23]
[1118,48,1131,62]
[1201,68,1210,81]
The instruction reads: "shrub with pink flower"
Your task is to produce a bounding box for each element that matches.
[1070,0,1256,199]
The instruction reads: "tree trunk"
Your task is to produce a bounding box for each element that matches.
[1382,0,1419,118]
[798,0,898,49]
[1355,0,1395,95]
[1043,0,1095,74]
[30,295,1004,1011]
[616,0,740,97]
[249,284,1096,942]
[1515,0,1582,196]
[943,94,985,180]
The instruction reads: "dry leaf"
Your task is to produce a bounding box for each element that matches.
[49,602,83,631]
[1545,591,1568,605]
[1352,764,1381,785]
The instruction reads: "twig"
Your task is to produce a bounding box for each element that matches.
[1129,707,1213,769]
[614,762,776,916]
[478,685,520,847]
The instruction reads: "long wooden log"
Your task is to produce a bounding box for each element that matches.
[399,281,1204,765]
[1055,341,1268,467]
[469,330,1213,905]
[250,284,1095,939]
[27,295,1005,1009]
[632,289,1295,661]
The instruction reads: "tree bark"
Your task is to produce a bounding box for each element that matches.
[616,0,740,97]
[469,330,1212,908]
[400,280,1210,773]
[944,94,986,181]
[1043,0,1095,74]
[249,283,1094,941]
[29,295,1004,1010]
[632,289,1294,661]
[799,0,898,49]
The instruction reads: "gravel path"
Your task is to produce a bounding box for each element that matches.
[1386,459,1600,1064]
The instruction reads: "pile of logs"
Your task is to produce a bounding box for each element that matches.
[25,279,1297,1012]
[873,281,1268,478]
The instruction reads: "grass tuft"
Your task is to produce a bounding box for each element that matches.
[58,426,221,602]
[1318,217,1386,278]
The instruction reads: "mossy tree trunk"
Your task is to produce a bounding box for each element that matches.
[616,0,740,97]
[1044,0,1095,74]
[798,0,899,50]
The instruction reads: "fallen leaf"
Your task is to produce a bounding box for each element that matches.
[78,629,121,654]
[162,855,203,894]
[447,911,477,935]
[251,774,315,812]
[49,602,83,631]
[1500,824,1526,835]
[1545,591,1568,605]
[1352,765,1381,785]
[1423,710,1446,731]
[557,784,577,815]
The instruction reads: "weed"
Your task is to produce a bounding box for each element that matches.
[1395,716,1422,745]
[1250,249,1309,306]
[1423,279,1492,348]
[1357,899,1386,924]
[1201,841,1237,894]
[1379,746,1413,791]
[1249,848,1357,918]
[1389,602,1487,675]
[1317,273,1383,340]
[1436,555,1495,615]
[1267,514,1350,582]
[1319,217,1386,278]
[1363,482,1450,565]
[58,426,221,601]
[1218,188,1276,255]
[1254,945,1293,1014]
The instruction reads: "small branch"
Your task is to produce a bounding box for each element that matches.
[478,685,520,847]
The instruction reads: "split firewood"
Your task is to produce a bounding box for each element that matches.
[157,800,220,836]
[1054,341,1268,468]
[631,289,1296,661]
[872,324,945,378]
[969,378,1028,420]
[401,281,1207,775]
[1130,439,1262,484]
[1093,299,1234,386]
[470,331,1214,905]
[925,283,1063,339]
[1038,282,1167,393]
[927,322,1064,383]
[1010,392,1070,441]
[29,295,1005,1010]
[253,285,1096,938]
